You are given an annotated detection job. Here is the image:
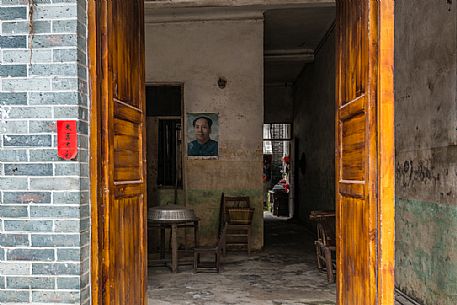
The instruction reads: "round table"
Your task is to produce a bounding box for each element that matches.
[148,206,199,273]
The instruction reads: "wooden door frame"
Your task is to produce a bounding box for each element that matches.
[374,0,395,302]
[88,1,394,304]
[88,1,102,305]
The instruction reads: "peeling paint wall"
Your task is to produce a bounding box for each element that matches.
[395,0,457,304]
[145,17,264,249]
[292,28,335,225]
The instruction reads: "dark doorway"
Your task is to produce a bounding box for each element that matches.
[145,84,184,257]
[145,84,183,206]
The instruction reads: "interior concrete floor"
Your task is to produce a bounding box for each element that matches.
[148,212,336,305]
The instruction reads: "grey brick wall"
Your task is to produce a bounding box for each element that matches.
[0,1,89,304]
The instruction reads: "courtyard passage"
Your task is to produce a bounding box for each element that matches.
[148,214,336,305]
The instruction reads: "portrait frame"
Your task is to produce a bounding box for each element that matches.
[186,113,219,159]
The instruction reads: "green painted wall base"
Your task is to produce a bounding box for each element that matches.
[396,198,457,305]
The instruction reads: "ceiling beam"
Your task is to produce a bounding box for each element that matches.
[264,49,314,62]
[145,0,336,10]
[145,8,264,23]
[145,0,335,23]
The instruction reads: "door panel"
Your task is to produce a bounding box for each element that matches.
[98,0,147,305]
[109,196,143,305]
[336,1,394,304]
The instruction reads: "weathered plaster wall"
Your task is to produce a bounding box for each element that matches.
[264,84,294,123]
[292,29,335,225]
[395,0,457,304]
[0,1,90,304]
[145,18,264,248]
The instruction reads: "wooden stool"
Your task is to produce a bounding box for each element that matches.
[194,225,226,273]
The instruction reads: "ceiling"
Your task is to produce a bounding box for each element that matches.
[144,1,336,85]
[265,7,335,51]
[264,7,335,84]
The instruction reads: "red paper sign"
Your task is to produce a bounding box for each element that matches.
[57,120,78,160]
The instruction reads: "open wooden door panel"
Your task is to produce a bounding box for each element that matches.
[90,0,147,305]
[335,0,394,304]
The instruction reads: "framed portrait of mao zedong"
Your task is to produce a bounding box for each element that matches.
[186,113,219,159]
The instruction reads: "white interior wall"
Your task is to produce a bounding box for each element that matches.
[144,16,265,248]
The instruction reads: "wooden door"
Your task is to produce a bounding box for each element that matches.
[335,0,394,304]
[90,0,147,305]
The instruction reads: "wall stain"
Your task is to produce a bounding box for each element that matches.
[396,159,440,188]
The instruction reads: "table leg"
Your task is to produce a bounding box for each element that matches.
[194,220,199,248]
[160,226,165,260]
[171,224,178,273]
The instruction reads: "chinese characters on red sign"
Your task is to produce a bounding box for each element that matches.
[57,120,78,160]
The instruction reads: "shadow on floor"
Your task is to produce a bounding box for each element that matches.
[148,212,336,305]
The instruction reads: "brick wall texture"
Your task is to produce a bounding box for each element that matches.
[0,1,89,304]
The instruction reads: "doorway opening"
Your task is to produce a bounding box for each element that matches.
[260,8,337,293]
[145,4,339,304]
[145,84,189,263]
[145,84,184,204]
[89,1,395,304]
[263,123,293,219]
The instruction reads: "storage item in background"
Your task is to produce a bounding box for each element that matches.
[226,207,254,225]
[271,190,289,217]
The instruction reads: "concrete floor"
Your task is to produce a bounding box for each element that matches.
[148,213,336,305]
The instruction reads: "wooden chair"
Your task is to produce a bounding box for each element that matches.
[222,195,253,256]
[193,224,227,273]
[310,210,336,283]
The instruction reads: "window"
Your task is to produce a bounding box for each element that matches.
[263,123,292,154]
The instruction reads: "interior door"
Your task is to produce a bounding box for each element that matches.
[97,0,147,304]
[335,1,394,304]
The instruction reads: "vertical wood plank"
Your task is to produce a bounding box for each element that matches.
[378,0,395,303]
[88,0,101,304]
